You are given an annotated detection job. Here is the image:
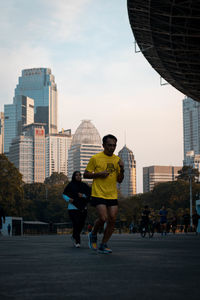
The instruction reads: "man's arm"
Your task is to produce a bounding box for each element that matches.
[83,170,109,179]
[117,159,124,183]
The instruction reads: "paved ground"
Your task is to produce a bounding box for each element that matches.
[0,233,200,300]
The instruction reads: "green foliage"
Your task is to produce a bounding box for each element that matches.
[44,172,68,185]
[0,154,24,216]
[177,166,199,182]
[23,182,69,223]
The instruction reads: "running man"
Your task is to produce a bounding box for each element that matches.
[83,134,124,254]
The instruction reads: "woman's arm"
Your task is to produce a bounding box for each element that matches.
[62,194,74,203]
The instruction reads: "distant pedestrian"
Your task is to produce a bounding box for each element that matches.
[182,212,190,233]
[159,205,168,235]
[192,210,200,235]
[0,205,5,235]
[87,224,92,233]
[7,224,11,236]
[129,223,134,233]
[171,215,177,234]
[63,171,91,248]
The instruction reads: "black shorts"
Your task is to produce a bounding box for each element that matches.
[91,197,118,207]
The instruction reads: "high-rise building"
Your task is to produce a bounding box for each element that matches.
[0,112,4,154]
[4,95,34,154]
[9,135,33,183]
[118,145,136,197]
[45,129,72,178]
[143,165,182,193]
[14,68,57,135]
[68,120,102,179]
[9,123,45,183]
[183,97,200,160]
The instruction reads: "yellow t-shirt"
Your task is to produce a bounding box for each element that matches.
[86,151,120,199]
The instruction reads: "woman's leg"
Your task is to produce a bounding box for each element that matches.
[68,210,81,243]
[76,210,87,241]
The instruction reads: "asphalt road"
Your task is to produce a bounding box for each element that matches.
[0,233,200,300]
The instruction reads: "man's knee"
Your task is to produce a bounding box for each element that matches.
[98,215,108,224]
[108,215,116,224]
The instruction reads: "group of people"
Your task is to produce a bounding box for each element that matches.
[63,134,124,254]
[140,205,168,235]
[140,205,200,235]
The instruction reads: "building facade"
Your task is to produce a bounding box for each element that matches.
[9,135,33,183]
[45,129,72,178]
[0,112,4,153]
[14,68,57,135]
[68,120,102,179]
[118,145,136,197]
[143,165,182,193]
[9,123,46,183]
[183,97,200,160]
[4,95,34,154]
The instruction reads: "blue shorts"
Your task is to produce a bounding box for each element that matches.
[91,197,118,207]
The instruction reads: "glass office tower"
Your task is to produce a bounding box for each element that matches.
[0,112,4,153]
[183,97,200,160]
[14,68,58,135]
[4,96,34,154]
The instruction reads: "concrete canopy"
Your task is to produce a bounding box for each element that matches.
[127,0,200,102]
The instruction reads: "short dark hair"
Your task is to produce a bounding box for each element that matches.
[102,134,117,144]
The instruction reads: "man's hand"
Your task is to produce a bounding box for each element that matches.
[118,159,124,172]
[117,159,124,183]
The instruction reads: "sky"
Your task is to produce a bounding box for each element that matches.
[0,0,184,193]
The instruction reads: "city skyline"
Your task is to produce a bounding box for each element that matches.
[0,0,184,192]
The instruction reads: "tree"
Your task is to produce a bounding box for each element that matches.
[44,172,68,185]
[0,154,24,216]
[177,166,199,182]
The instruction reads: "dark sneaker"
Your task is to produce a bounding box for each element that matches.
[98,243,112,254]
[88,232,98,250]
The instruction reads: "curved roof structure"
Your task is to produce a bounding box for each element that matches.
[72,120,101,145]
[127,0,200,102]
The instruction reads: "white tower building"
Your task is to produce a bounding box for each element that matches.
[118,145,136,197]
[68,120,102,180]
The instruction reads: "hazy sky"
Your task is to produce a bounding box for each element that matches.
[0,0,184,192]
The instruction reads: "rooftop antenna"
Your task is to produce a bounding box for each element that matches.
[124,130,126,146]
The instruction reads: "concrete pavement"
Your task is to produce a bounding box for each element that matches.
[0,233,200,300]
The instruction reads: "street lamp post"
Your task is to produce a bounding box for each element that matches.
[189,173,193,228]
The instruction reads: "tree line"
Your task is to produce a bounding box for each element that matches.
[0,154,199,226]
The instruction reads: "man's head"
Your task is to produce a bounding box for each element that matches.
[102,134,117,156]
[144,205,149,210]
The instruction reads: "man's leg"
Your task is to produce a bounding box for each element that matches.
[102,205,118,244]
[88,205,107,250]
[92,205,108,235]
